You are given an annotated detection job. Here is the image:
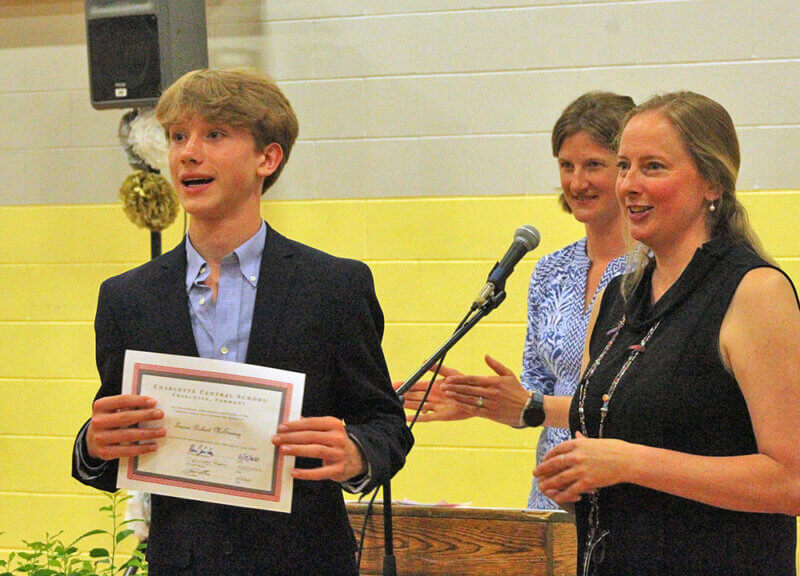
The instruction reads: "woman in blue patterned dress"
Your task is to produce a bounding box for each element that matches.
[399,92,633,510]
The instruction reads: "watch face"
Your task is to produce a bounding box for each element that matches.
[523,398,545,427]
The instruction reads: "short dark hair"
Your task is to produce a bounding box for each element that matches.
[551,92,635,212]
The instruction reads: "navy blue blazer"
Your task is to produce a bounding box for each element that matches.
[73,224,413,575]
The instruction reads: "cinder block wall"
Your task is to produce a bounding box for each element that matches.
[1,0,798,563]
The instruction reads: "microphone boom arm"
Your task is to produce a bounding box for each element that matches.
[395,289,506,398]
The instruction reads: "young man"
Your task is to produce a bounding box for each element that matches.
[72,67,413,576]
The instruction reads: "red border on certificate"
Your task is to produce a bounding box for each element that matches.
[125,362,294,502]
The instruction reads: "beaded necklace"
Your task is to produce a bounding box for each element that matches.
[576,314,662,575]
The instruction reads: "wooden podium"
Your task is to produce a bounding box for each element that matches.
[347,502,577,576]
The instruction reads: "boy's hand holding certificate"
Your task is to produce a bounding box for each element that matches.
[117,350,305,513]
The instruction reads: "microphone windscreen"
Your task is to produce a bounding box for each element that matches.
[515,225,541,251]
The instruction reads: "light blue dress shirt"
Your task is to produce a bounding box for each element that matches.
[185,222,264,363]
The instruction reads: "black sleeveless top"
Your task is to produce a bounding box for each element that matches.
[569,237,798,575]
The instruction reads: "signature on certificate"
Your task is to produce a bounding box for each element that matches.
[188,443,215,457]
[181,466,212,478]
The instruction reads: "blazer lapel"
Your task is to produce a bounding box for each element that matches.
[156,240,199,357]
[246,225,298,366]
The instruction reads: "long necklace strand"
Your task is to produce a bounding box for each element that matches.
[576,315,661,570]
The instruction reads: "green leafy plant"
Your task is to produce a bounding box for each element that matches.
[0,492,147,576]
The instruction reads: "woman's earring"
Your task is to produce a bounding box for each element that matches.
[709,200,716,212]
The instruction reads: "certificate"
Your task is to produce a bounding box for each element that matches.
[117,350,305,513]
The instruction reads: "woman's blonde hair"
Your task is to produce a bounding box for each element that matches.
[551,91,635,212]
[155,67,299,194]
[619,91,772,297]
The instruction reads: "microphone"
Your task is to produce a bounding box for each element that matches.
[473,225,540,307]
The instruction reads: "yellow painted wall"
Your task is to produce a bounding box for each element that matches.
[1,192,799,560]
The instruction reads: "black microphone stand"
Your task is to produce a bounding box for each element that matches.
[379,289,507,576]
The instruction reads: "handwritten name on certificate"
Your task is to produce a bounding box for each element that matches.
[117,350,305,513]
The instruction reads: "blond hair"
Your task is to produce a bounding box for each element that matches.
[155,67,299,194]
[618,91,772,298]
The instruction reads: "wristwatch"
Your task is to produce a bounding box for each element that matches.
[520,390,545,428]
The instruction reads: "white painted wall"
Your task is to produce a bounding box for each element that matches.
[1,0,798,205]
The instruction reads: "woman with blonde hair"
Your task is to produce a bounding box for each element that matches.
[535,91,800,575]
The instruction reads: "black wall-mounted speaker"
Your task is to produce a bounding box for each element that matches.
[85,0,208,109]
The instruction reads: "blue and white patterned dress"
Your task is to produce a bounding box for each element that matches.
[521,237,626,510]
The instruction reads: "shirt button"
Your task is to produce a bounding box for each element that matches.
[250,275,257,282]
[199,297,206,305]
[221,346,228,355]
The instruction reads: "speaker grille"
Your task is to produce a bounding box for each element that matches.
[87,14,161,104]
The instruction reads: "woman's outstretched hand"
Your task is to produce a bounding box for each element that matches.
[393,363,471,422]
[437,355,531,427]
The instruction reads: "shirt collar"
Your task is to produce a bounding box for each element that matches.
[185,221,266,291]
[235,221,266,287]
[573,237,590,269]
